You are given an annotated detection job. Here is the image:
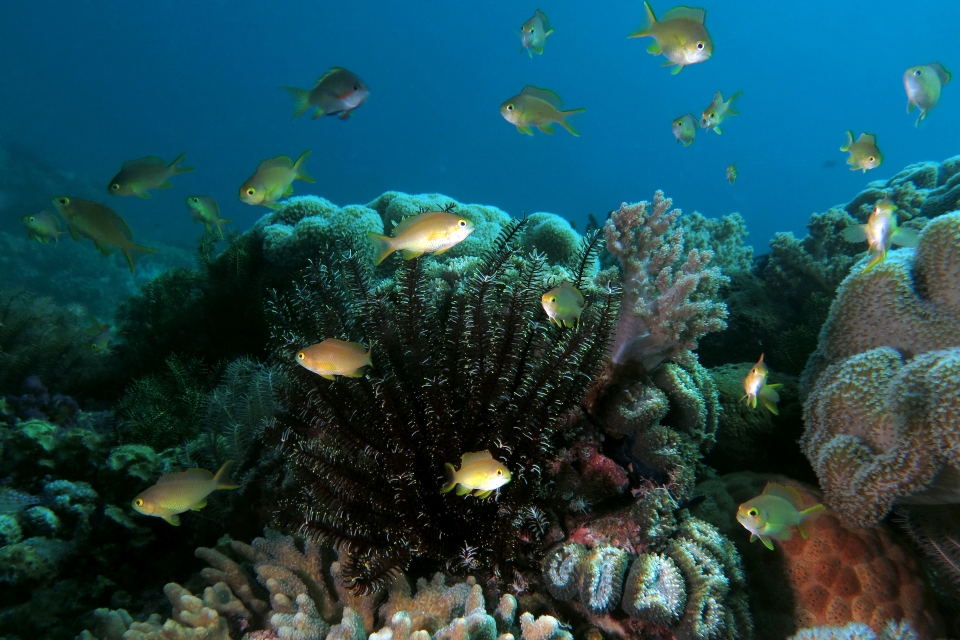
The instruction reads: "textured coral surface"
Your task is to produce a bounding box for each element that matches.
[690,472,943,640]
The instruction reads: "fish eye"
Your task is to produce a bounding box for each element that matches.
[353,84,359,91]
[110,183,120,191]
[135,499,144,507]
[696,41,705,50]
[28,216,35,222]
[868,156,875,162]
[58,198,68,205]
[496,469,503,476]
[190,197,199,203]
[914,69,922,76]
[748,508,758,516]
[550,297,557,303]
[297,352,305,360]
[458,219,467,227]
[246,188,256,195]
[506,104,514,111]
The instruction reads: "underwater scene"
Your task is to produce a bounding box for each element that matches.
[1,1,959,639]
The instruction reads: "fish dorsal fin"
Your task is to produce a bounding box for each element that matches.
[929,63,951,85]
[258,155,294,171]
[857,133,876,145]
[123,156,167,169]
[762,482,804,510]
[535,9,550,29]
[158,468,214,484]
[662,6,705,23]
[521,85,563,109]
[461,451,493,466]
[393,210,448,236]
[561,281,585,307]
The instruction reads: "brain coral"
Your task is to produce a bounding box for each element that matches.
[690,472,943,640]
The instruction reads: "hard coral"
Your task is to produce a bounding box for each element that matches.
[604,191,729,372]
[267,221,617,594]
[689,472,943,640]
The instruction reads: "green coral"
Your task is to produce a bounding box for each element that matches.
[520,212,583,265]
[681,211,754,274]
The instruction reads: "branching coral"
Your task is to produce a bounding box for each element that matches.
[266,221,618,594]
[603,190,728,372]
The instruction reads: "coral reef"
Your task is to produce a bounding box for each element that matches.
[680,210,754,274]
[845,156,960,221]
[799,212,960,526]
[603,191,729,372]
[267,220,617,593]
[541,513,753,640]
[788,620,920,640]
[689,472,943,640]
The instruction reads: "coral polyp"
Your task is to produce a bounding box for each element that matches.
[267,221,618,594]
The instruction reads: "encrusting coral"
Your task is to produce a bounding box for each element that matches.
[801,211,960,527]
[267,220,618,594]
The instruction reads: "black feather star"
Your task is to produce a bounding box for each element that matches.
[266,220,617,594]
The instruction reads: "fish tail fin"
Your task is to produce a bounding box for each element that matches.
[727,91,743,115]
[214,460,240,490]
[293,150,315,183]
[282,86,311,119]
[367,232,395,265]
[441,463,457,493]
[169,152,194,175]
[559,108,585,136]
[840,130,854,151]
[628,0,656,38]
[122,242,159,274]
[797,503,826,538]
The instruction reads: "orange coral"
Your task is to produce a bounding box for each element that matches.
[690,472,943,639]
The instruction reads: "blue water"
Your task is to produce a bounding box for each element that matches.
[1,1,958,251]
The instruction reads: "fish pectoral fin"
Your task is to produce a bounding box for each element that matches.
[401,248,425,260]
[645,41,662,55]
[157,180,173,189]
[283,185,295,196]
[892,228,920,247]
[338,111,353,120]
[191,499,207,511]
[320,373,336,381]
[455,484,472,496]
[94,242,116,256]
[136,192,151,199]
[266,202,283,210]
[473,490,493,499]
[670,64,684,75]
[312,108,327,120]
[164,514,181,526]
[517,125,534,135]
[538,123,555,134]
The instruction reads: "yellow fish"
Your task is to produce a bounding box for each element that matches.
[700,91,741,134]
[742,354,783,415]
[841,196,919,273]
[132,461,239,526]
[629,2,712,74]
[51,196,158,273]
[86,318,112,353]
[519,9,554,57]
[840,131,882,173]
[107,153,194,198]
[367,208,474,265]
[21,210,64,243]
[441,451,511,498]
[295,338,372,380]
[672,113,698,145]
[282,67,370,120]
[186,196,231,238]
[726,164,737,185]
[736,482,825,550]
[903,63,951,127]
[500,85,585,136]
[542,282,587,328]
[239,150,314,209]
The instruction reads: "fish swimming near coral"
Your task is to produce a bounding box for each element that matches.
[86,317,112,353]
[441,451,511,498]
[519,9,554,57]
[542,281,587,327]
[51,196,158,273]
[282,67,369,120]
[107,153,194,198]
[700,90,741,134]
[21,210,64,243]
[367,207,474,265]
[132,460,239,526]
[841,195,919,273]
[239,150,314,209]
[295,338,371,380]
[628,1,712,74]
[726,164,738,184]
[903,62,951,127]
[186,196,231,238]
[742,354,782,415]
[840,131,882,172]
[736,481,825,550]
[0,487,42,513]
[500,85,585,136]
[671,113,698,145]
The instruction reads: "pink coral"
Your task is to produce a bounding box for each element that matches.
[604,191,728,372]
